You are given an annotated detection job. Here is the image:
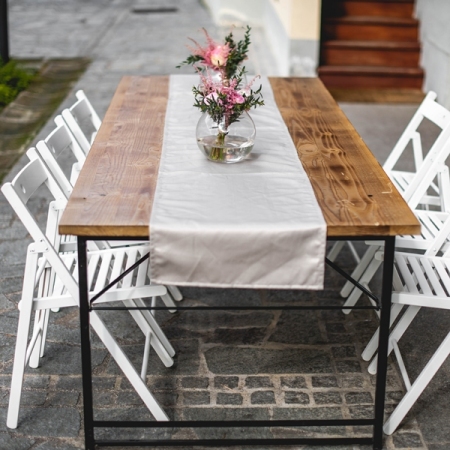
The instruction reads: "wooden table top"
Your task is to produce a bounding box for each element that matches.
[59,75,420,238]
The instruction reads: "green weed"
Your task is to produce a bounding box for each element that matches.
[0,59,36,107]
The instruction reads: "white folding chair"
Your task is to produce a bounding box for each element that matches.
[339,102,450,312]
[30,124,182,305]
[359,204,450,363]
[61,89,102,155]
[328,91,450,265]
[2,158,174,429]
[31,140,178,341]
[361,241,450,434]
[338,131,450,367]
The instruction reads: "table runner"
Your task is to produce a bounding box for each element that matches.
[149,74,326,289]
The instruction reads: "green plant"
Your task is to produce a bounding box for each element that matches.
[0,59,35,107]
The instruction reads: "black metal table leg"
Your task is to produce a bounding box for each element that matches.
[75,235,396,448]
[373,236,395,450]
[77,237,95,450]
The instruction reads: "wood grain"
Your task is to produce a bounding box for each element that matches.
[59,76,168,237]
[269,77,420,237]
[59,75,420,239]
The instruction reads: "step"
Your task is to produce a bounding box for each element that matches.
[323,16,419,41]
[322,0,415,19]
[318,65,423,89]
[321,40,420,67]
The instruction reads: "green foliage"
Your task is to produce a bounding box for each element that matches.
[0,59,35,107]
[223,25,251,79]
[176,54,203,69]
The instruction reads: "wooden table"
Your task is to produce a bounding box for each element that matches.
[59,76,420,450]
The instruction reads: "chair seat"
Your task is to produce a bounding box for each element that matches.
[32,244,166,310]
[394,251,450,302]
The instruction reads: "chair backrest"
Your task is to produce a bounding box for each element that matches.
[75,90,102,127]
[1,158,79,299]
[404,123,450,210]
[62,89,101,155]
[33,117,87,199]
[49,115,86,164]
[383,91,450,173]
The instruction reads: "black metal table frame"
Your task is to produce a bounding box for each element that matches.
[77,235,395,449]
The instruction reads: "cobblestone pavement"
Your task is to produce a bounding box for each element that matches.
[1,1,450,449]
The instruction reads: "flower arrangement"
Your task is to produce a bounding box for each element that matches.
[193,70,264,130]
[178,26,264,163]
[192,69,264,161]
[177,26,252,81]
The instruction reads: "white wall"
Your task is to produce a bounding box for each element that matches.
[203,0,265,26]
[265,0,291,75]
[202,0,321,77]
[416,0,450,108]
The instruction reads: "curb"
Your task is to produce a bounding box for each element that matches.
[0,58,90,182]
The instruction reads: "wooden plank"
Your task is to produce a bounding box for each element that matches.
[322,0,415,19]
[59,76,169,237]
[321,41,420,68]
[323,18,418,42]
[318,68,423,89]
[269,77,420,237]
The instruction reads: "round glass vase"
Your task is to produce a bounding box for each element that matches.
[196,112,256,164]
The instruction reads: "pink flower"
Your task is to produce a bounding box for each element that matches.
[242,75,260,94]
[209,45,229,67]
[229,90,245,104]
[188,28,230,69]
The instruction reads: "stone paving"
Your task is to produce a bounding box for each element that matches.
[1,0,450,449]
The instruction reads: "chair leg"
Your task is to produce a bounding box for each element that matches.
[89,311,169,421]
[340,245,379,299]
[141,331,152,381]
[39,308,51,358]
[327,241,346,262]
[167,285,183,301]
[7,252,39,429]
[131,298,176,357]
[160,292,177,313]
[383,331,450,435]
[368,305,421,375]
[28,309,49,369]
[361,265,405,361]
[361,303,404,362]
[122,299,175,366]
[342,257,382,313]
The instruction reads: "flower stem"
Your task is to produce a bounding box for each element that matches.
[210,131,226,161]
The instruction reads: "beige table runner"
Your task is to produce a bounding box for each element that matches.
[149,74,326,289]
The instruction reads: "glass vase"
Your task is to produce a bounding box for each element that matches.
[208,69,248,86]
[196,112,256,163]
